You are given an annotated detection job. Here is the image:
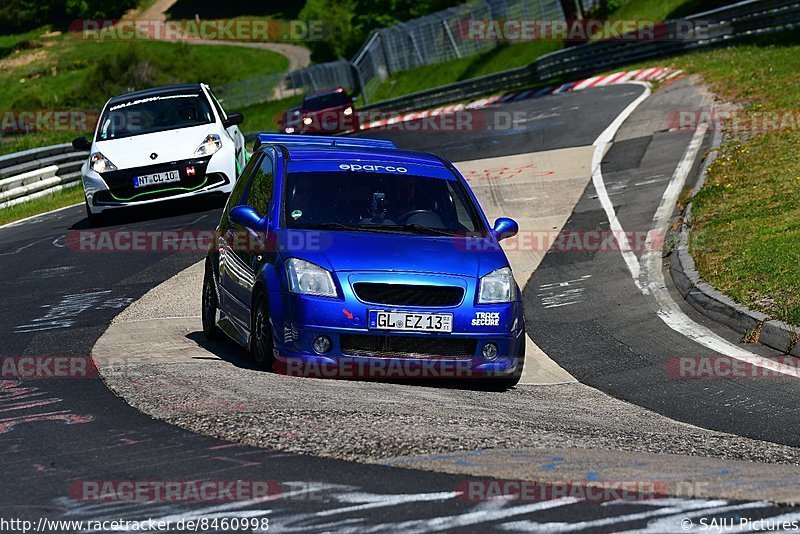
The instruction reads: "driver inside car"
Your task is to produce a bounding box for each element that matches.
[387,177,435,222]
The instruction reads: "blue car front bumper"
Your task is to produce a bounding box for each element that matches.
[269,289,525,379]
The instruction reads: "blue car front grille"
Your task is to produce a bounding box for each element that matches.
[352,283,464,307]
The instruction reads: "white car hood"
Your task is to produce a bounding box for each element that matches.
[94,124,218,169]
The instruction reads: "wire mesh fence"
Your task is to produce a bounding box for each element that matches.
[285,0,565,103]
[214,73,286,110]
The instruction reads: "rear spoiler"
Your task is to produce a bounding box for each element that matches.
[254,133,397,151]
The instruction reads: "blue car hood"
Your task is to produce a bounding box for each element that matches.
[278,230,507,278]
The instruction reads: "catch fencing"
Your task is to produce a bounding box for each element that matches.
[360,0,800,112]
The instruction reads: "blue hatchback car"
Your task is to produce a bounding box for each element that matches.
[202,134,525,387]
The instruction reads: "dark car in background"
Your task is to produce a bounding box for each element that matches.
[279,106,302,134]
[297,87,359,134]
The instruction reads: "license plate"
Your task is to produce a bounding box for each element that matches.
[134,170,180,188]
[369,311,453,333]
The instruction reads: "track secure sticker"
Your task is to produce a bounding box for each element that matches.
[472,312,500,326]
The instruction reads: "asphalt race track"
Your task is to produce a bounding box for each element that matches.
[2,82,798,532]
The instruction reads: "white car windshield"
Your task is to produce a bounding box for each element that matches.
[96,92,215,141]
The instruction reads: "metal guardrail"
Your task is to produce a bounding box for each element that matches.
[0,143,87,209]
[362,0,800,112]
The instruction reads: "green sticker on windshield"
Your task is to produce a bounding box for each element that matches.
[291,210,303,220]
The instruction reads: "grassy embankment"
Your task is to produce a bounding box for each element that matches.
[659,34,800,326]
[0,27,288,223]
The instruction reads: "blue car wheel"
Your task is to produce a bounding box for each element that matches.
[251,293,275,370]
[201,261,221,341]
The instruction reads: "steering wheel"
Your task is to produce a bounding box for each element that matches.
[396,210,435,224]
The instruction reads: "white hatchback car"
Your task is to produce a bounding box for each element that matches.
[73,83,247,225]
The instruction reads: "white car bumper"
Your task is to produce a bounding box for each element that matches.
[82,145,238,215]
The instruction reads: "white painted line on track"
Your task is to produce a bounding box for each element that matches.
[590,82,652,287]
[591,90,800,378]
[637,124,800,378]
[395,497,579,533]
[614,501,772,533]
[500,499,733,532]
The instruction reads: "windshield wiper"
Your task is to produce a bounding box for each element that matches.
[372,224,456,236]
[304,222,362,231]
[300,222,455,236]
[302,223,404,234]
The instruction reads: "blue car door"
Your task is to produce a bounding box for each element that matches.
[218,154,261,327]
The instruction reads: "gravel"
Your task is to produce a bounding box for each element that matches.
[102,355,800,466]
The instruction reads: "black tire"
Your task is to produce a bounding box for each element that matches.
[85,201,105,227]
[250,292,275,371]
[201,261,221,341]
[483,337,525,390]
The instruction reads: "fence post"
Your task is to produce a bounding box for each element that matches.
[442,19,462,58]
[350,62,369,105]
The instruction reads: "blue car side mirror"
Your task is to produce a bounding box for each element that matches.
[493,217,519,241]
[229,205,263,231]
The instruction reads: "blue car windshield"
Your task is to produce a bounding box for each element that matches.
[284,171,485,235]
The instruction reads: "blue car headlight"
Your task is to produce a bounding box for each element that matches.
[478,267,514,304]
[286,258,337,297]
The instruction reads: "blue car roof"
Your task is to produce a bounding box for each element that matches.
[256,134,455,179]
[255,133,397,151]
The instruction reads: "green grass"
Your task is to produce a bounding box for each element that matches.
[0,27,46,59]
[0,131,81,156]
[667,40,800,113]
[370,41,563,102]
[606,0,730,22]
[166,0,304,20]
[135,0,159,13]
[0,185,84,226]
[608,0,688,21]
[240,95,303,133]
[365,0,733,103]
[0,31,288,111]
[660,34,800,326]
[0,27,289,153]
[0,26,290,217]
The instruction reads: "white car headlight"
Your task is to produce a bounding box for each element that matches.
[90,152,117,173]
[478,267,514,304]
[195,134,222,157]
[343,106,353,116]
[286,258,337,297]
